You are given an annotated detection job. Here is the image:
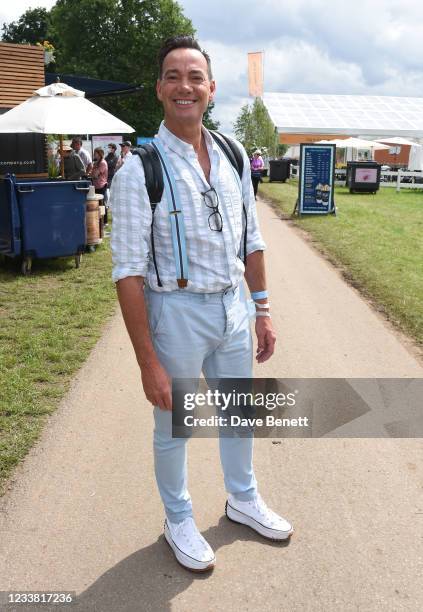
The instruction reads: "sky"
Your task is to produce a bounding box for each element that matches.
[2,0,423,133]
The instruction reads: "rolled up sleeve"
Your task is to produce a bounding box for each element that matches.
[238,145,267,255]
[110,155,152,283]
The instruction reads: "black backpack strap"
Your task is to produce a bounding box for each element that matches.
[210,131,248,265]
[133,144,164,287]
[133,144,164,204]
[210,130,244,180]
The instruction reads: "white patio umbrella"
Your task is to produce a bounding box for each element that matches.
[322,137,390,150]
[315,138,348,146]
[0,82,135,175]
[375,136,421,147]
[316,137,390,162]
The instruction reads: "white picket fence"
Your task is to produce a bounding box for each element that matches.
[289,165,423,191]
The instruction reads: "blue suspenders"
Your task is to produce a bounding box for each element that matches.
[152,140,189,289]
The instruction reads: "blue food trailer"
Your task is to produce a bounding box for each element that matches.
[0,174,90,274]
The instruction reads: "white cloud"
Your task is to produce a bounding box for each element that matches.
[176,0,423,133]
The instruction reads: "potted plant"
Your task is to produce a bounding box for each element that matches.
[37,41,55,65]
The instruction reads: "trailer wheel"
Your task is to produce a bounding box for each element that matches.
[21,257,32,276]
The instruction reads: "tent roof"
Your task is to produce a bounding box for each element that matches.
[45,73,142,98]
[263,92,423,138]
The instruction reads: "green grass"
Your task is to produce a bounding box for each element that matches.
[259,180,423,347]
[0,240,117,494]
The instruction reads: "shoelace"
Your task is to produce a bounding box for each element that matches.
[250,495,281,525]
[172,518,208,551]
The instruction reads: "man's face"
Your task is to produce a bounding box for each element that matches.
[72,140,81,151]
[121,145,129,155]
[156,48,216,127]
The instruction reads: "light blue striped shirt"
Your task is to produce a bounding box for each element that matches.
[110,122,266,292]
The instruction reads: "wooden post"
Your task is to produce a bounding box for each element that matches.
[60,134,65,178]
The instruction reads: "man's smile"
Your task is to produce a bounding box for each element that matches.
[174,99,196,106]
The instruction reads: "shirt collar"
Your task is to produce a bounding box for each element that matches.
[157,121,214,158]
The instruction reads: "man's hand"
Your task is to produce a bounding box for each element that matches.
[255,317,276,363]
[141,360,172,411]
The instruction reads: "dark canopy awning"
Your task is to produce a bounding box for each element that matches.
[45,73,143,98]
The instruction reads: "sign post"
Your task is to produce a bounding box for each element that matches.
[294,143,336,216]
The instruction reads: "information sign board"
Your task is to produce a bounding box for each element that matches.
[298,144,336,214]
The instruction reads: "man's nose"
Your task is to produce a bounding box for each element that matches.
[177,78,193,92]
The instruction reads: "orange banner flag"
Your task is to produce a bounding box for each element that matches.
[248,52,263,97]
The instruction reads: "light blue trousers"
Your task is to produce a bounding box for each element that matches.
[145,285,257,524]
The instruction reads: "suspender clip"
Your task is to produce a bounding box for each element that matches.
[177,278,188,288]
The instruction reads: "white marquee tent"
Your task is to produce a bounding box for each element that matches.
[263,93,423,139]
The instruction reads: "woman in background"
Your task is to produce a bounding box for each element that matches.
[250,149,264,199]
[90,147,109,223]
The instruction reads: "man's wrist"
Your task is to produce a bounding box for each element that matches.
[251,289,268,300]
[138,348,160,369]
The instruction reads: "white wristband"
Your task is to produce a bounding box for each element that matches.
[256,311,271,317]
[254,301,270,309]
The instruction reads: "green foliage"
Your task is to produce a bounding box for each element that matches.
[47,0,219,137]
[203,102,220,131]
[1,7,51,45]
[233,98,278,157]
[277,143,288,157]
[2,0,220,136]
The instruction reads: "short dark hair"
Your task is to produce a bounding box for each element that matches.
[71,136,82,145]
[158,35,212,80]
[108,143,117,151]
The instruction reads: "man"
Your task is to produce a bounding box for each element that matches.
[105,143,119,184]
[115,140,133,171]
[71,136,92,174]
[60,144,85,180]
[111,36,293,573]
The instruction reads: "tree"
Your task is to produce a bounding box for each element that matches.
[1,7,51,45]
[203,102,220,131]
[233,98,278,157]
[47,0,219,137]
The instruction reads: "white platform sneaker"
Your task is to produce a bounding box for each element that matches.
[225,493,294,541]
[164,517,216,572]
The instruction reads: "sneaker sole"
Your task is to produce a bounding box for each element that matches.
[164,522,216,573]
[225,501,294,541]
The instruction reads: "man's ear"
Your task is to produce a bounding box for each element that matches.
[209,80,216,103]
[156,79,163,102]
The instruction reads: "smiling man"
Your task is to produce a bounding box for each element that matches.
[111,36,293,573]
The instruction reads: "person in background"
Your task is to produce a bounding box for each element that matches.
[90,147,109,224]
[250,149,264,199]
[115,140,132,171]
[60,145,85,180]
[71,136,93,174]
[105,143,119,185]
